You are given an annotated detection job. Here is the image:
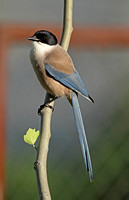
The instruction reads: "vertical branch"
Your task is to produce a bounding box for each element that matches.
[34,0,73,200]
[34,93,53,200]
[60,0,73,50]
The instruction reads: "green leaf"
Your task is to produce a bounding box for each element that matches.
[24,128,39,147]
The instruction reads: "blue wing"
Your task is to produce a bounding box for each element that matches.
[45,63,94,181]
[45,63,94,102]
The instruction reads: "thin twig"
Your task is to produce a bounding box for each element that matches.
[60,0,73,50]
[34,0,73,199]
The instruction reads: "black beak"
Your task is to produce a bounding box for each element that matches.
[28,36,40,42]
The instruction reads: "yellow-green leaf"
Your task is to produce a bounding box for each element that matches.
[24,128,39,147]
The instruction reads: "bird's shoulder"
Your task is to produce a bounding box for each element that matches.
[45,44,74,74]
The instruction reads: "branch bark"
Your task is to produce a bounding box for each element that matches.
[60,0,73,50]
[34,0,73,200]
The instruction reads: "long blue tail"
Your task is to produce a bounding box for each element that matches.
[71,91,93,181]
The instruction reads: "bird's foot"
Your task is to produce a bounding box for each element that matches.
[38,104,54,115]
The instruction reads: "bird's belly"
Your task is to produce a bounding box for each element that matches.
[33,64,70,98]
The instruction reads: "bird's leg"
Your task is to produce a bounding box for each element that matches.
[38,94,58,115]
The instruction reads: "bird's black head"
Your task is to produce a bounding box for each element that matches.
[28,30,58,46]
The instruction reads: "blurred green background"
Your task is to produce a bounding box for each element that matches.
[2,0,129,199]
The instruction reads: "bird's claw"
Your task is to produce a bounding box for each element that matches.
[38,104,54,115]
[38,104,44,115]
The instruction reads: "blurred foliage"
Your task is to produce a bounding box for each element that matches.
[6,97,129,200]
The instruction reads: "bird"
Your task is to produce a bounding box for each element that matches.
[28,30,94,181]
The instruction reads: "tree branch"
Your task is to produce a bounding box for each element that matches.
[34,0,73,199]
[60,0,73,50]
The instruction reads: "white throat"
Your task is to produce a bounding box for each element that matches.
[32,41,56,56]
